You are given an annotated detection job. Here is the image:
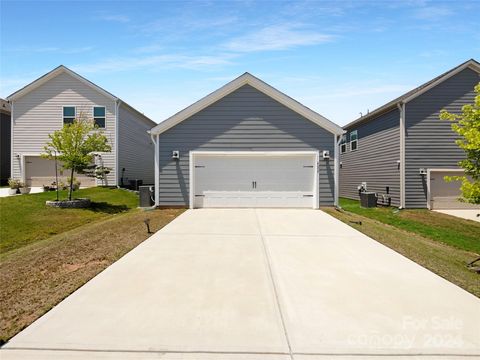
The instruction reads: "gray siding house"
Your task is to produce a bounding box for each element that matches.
[149,73,344,209]
[0,99,11,185]
[340,59,480,209]
[7,65,156,188]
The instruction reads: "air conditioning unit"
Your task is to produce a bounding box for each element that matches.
[322,150,330,159]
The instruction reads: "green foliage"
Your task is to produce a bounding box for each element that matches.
[7,178,21,189]
[58,177,81,191]
[42,114,111,200]
[82,164,112,186]
[0,187,139,254]
[440,82,480,204]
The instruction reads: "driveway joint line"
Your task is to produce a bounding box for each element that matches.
[254,209,294,360]
[1,347,291,355]
[4,347,479,357]
[159,232,361,238]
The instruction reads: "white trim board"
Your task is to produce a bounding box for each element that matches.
[7,66,116,102]
[402,60,480,103]
[189,150,320,209]
[150,73,344,136]
[6,65,156,126]
[398,102,406,209]
[343,59,480,129]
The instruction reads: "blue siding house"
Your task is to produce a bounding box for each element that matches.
[148,73,344,209]
[340,59,480,209]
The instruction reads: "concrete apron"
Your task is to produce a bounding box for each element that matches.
[1,209,479,359]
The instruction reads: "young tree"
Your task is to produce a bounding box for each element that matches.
[42,114,111,201]
[440,82,480,204]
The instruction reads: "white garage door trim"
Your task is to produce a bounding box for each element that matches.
[426,168,463,210]
[189,151,320,209]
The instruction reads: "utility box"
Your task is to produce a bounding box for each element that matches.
[129,179,143,191]
[360,192,377,208]
[139,186,154,207]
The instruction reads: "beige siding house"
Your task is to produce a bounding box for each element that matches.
[7,65,156,187]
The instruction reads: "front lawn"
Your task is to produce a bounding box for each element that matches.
[338,198,480,253]
[0,187,139,255]
[324,198,480,298]
[0,207,184,342]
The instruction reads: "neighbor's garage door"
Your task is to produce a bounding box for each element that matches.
[430,170,479,210]
[25,156,96,187]
[191,152,318,208]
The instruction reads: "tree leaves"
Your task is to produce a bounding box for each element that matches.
[42,113,112,200]
[440,82,480,204]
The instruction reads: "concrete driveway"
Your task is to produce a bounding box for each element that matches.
[2,209,480,359]
[434,209,480,222]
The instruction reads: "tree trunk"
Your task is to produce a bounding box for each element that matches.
[68,167,75,201]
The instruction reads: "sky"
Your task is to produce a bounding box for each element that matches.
[1,0,479,126]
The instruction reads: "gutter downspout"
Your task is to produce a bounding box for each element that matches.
[334,133,343,208]
[9,100,14,181]
[397,102,406,209]
[115,99,121,188]
[149,131,160,208]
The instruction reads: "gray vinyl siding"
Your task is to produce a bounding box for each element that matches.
[117,104,155,186]
[0,111,11,185]
[11,72,116,185]
[157,84,335,207]
[404,67,480,208]
[340,108,400,206]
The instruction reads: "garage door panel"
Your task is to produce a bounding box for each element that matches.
[193,153,317,208]
[25,156,96,187]
[430,170,480,210]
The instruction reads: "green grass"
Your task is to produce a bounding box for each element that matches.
[0,187,139,255]
[339,198,480,253]
[0,208,184,342]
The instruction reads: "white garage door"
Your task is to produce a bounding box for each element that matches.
[430,170,479,210]
[191,152,318,208]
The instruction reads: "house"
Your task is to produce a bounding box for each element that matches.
[0,98,11,185]
[148,73,344,209]
[7,65,156,188]
[340,59,480,209]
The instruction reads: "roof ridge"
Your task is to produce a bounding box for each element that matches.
[343,58,480,129]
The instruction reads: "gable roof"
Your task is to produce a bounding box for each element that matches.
[7,65,156,126]
[150,72,344,136]
[344,58,480,129]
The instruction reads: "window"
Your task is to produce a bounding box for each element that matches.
[350,130,358,151]
[340,134,347,154]
[93,106,106,128]
[63,106,75,125]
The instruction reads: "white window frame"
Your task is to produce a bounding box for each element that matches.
[340,134,347,154]
[62,105,76,125]
[92,106,106,129]
[350,130,358,152]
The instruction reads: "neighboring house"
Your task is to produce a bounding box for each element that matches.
[7,65,156,188]
[340,59,480,209]
[0,98,11,185]
[148,72,344,209]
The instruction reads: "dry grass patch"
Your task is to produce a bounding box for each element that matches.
[323,207,480,298]
[0,208,184,343]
